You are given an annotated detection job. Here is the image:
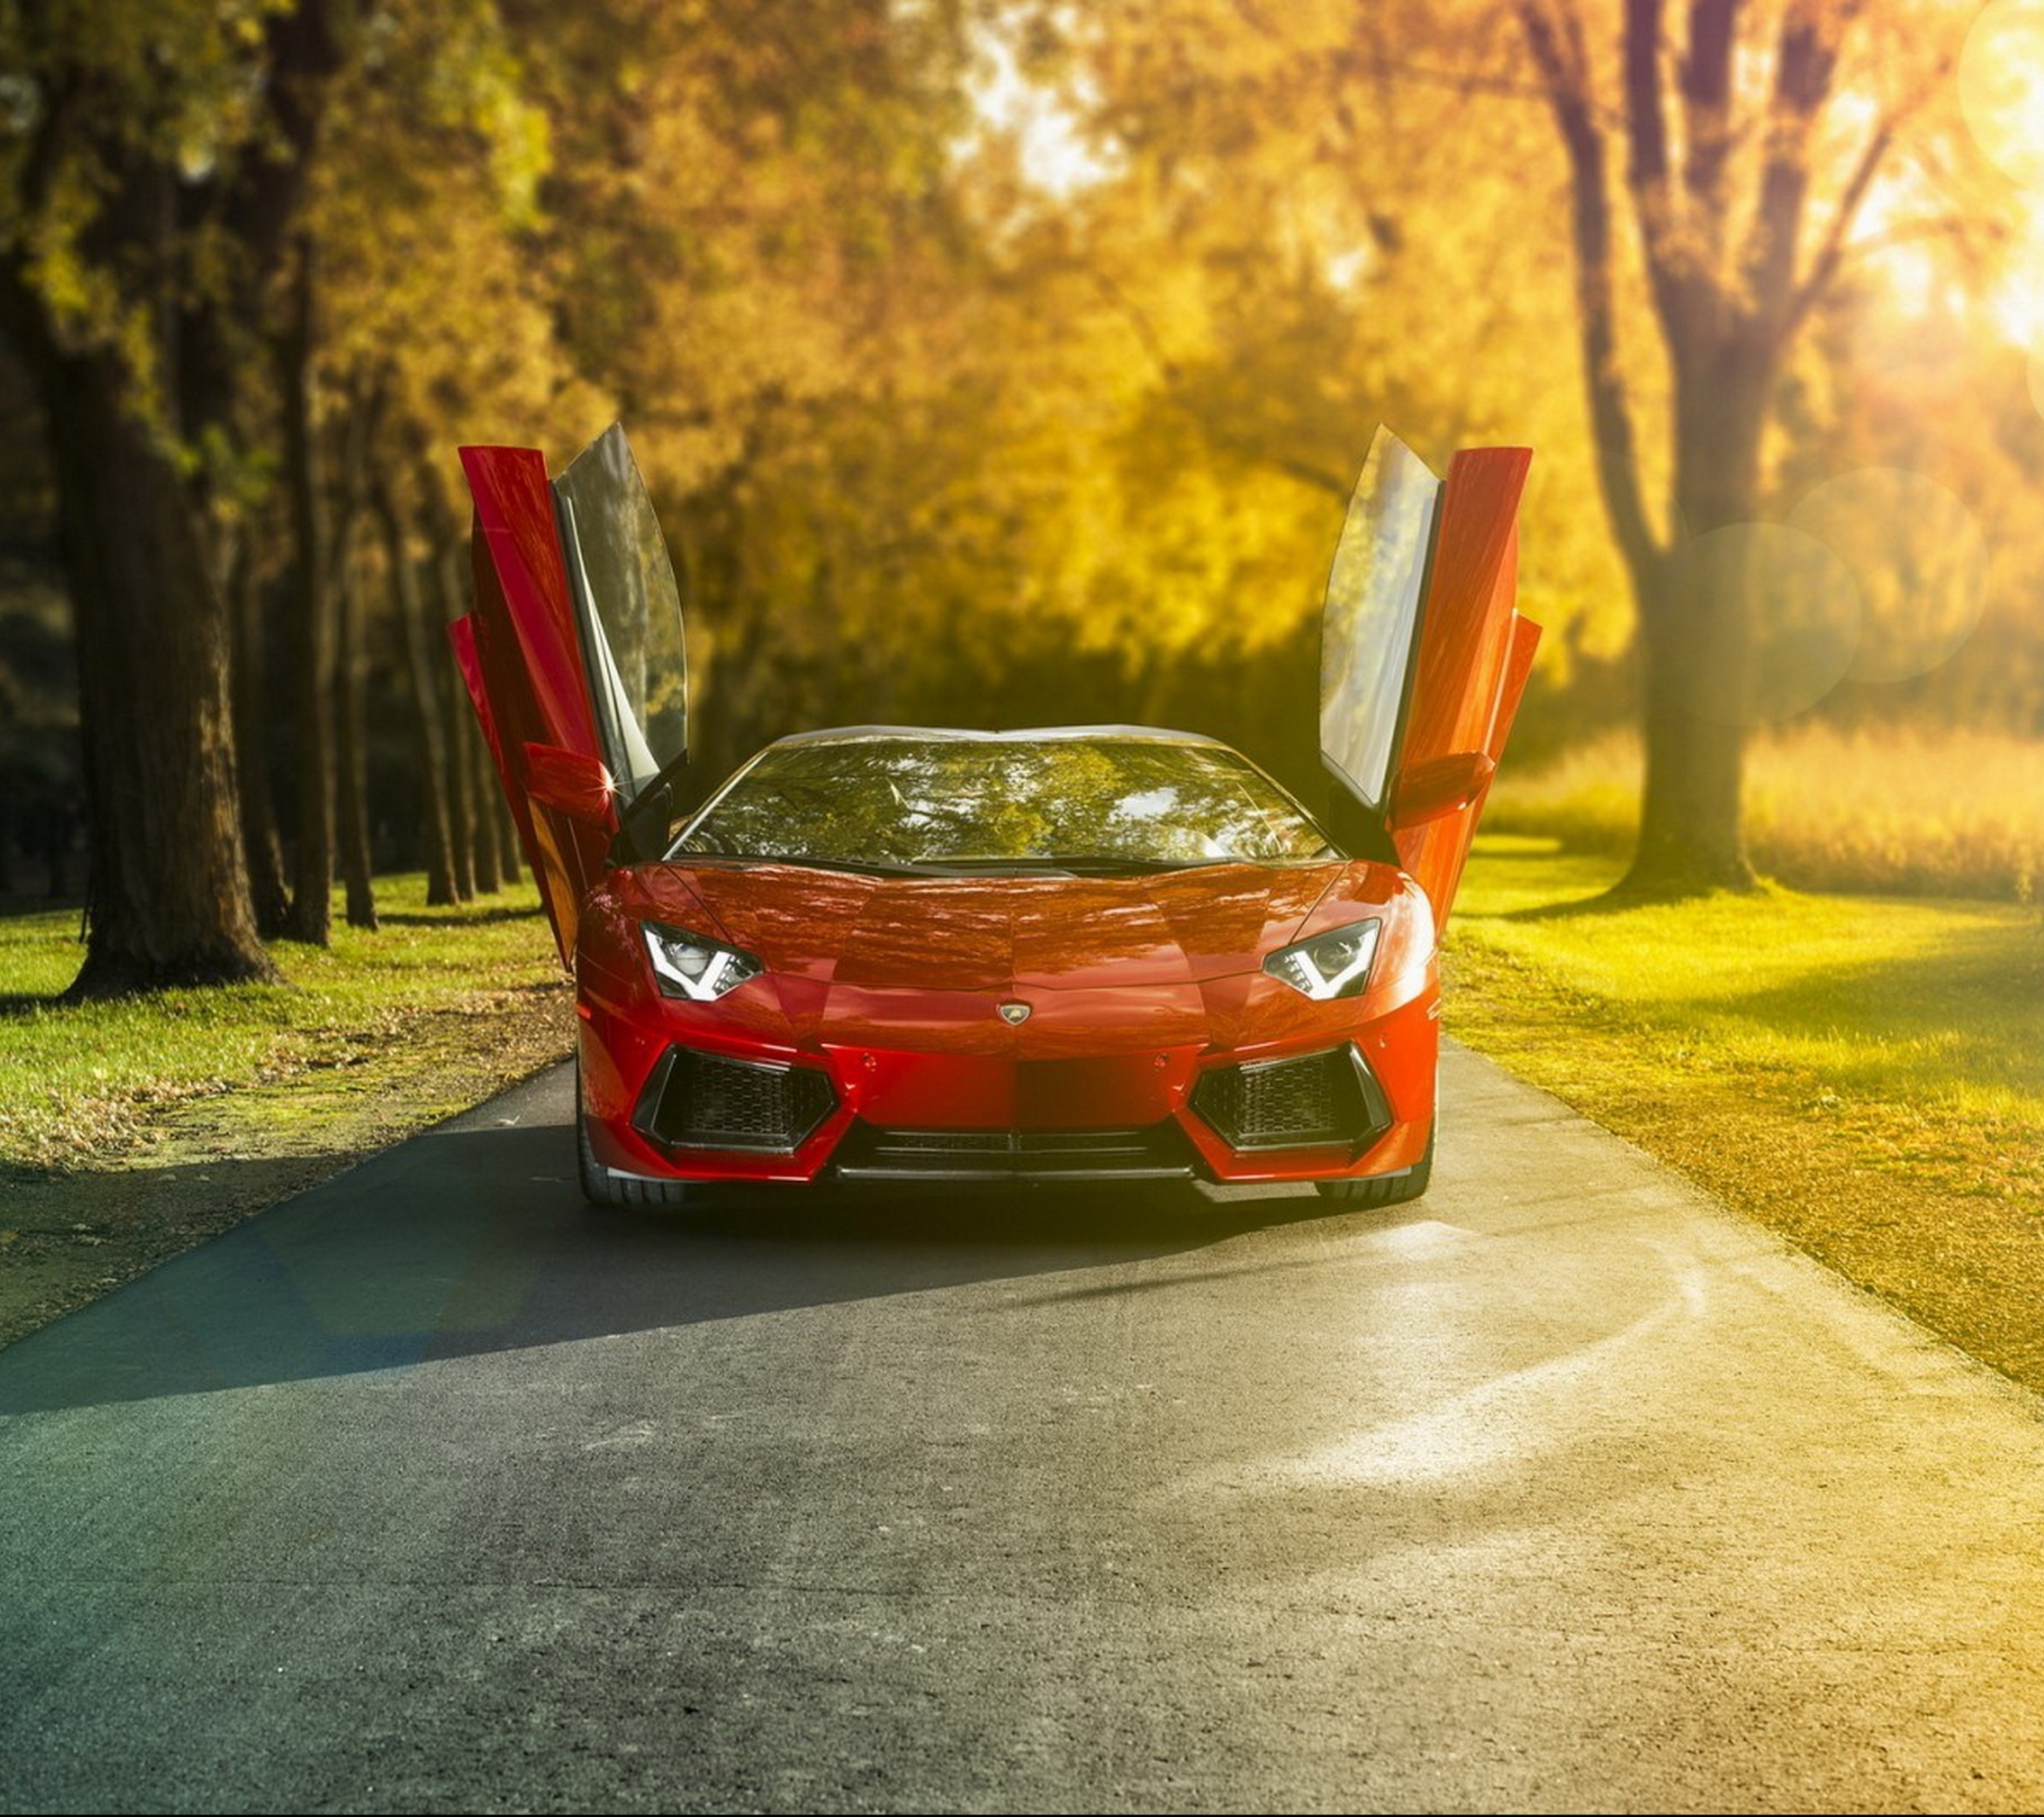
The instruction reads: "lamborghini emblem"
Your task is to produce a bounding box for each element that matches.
[998,1001,1031,1025]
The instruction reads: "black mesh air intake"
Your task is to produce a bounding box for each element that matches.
[1190,1046,1390,1152]
[833,1122,1196,1181]
[634,1048,837,1154]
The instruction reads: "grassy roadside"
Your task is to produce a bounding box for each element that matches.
[1445,837,2044,1392]
[0,875,571,1349]
[1486,725,2044,902]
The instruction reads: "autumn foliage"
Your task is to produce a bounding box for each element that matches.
[1,0,2039,989]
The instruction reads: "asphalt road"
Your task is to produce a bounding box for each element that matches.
[4,1042,2043,1814]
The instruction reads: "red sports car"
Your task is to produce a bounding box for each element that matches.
[451,425,1538,1208]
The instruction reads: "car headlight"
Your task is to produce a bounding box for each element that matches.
[643,922,764,1001]
[1263,919,1382,1000]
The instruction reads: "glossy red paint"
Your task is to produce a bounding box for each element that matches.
[446,616,501,774]
[570,857,1436,1184]
[524,741,616,826]
[1487,613,1543,765]
[1387,446,1537,926]
[451,422,1536,1198]
[453,449,615,965]
[1387,750,1496,831]
[460,449,603,762]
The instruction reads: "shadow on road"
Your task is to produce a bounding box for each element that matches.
[0,1114,1332,1417]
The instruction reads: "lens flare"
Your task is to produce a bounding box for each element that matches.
[1960,1,2044,190]
[1788,469,1989,685]
[1674,524,1861,727]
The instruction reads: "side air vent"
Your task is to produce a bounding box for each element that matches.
[1190,1046,1391,1152]
[633,1048,837,1154]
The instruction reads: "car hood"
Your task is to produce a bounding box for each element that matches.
[623,860,1385,991]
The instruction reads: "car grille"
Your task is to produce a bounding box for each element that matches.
[1190,1046,1389,1152]
[633,1047,837,1154]
[834,1122,1196,1182]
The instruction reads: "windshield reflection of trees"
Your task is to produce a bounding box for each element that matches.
[676,738,1332,868]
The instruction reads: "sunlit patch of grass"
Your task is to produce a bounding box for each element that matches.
[1486,723,2044,901]
[0,874,567,1171]
[1448,838,2044,1390]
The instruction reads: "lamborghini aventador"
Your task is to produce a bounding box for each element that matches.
[449,423,1539,1208]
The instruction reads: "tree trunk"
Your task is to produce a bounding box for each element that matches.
[332,538,378,930]
[444,657,478,901]
[1629,560,1754,892]
[0,2,343,992]
[229,542,292,934]
[277,240,335,944]
[375,478,460,906]
[1621,351,1768,895]
[37,344,276,994]
[328,379,380,931]
[1517,0,1864,900]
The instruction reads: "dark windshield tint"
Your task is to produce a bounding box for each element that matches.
[673,737,1335,868]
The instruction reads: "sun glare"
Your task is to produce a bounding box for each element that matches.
[1957,4,2044,389]
[961,27,1119,199]
[1961,0,2044,190]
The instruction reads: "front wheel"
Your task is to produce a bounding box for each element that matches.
[1313,1123,1434,1208]
[575,1054,690,1209]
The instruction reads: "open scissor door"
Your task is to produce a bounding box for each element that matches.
[450,425,688,966]
[452,444,617,966]
[1318,428,1539,926]
[552,424,688,822]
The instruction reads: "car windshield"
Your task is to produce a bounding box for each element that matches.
[670,735,1336,871]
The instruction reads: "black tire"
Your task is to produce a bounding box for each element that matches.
[1313,1123,1434,1208]
[575,1055,690,1209]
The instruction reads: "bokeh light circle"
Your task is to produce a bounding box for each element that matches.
[1676,523,1862,727]
[1788,468,1989,684]
[1960,1,2044,190]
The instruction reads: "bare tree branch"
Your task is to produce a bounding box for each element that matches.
[1622,0,1713,351]
[1518,0,1665,586]
[1803,214,1982,292]
[1782,115,1893,332]
[1785,41,1958,334]
[1745,0,1849,326]
[1624,0,1672,193]
[1680,0,1737,252]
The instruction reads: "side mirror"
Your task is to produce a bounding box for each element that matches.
[1386,750,1495,832]
[522,742,615,828]
[609,784,674,866]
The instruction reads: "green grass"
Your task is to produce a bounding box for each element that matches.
[0,874,568,1171]
[1447,836,2044,1389]
[1487,724,2044,901]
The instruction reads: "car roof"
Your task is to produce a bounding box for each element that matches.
[764,724,1231,750]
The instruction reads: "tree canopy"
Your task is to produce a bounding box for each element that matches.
[2,0,2039,983]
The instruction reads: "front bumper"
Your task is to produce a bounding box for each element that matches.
[577,987,1438,1188]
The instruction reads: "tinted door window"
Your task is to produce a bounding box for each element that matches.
[554,424,687,801]
[1319,427,1441,812]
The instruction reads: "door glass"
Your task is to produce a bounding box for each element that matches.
[1319,427,1442,812]
[553,423,687,802]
